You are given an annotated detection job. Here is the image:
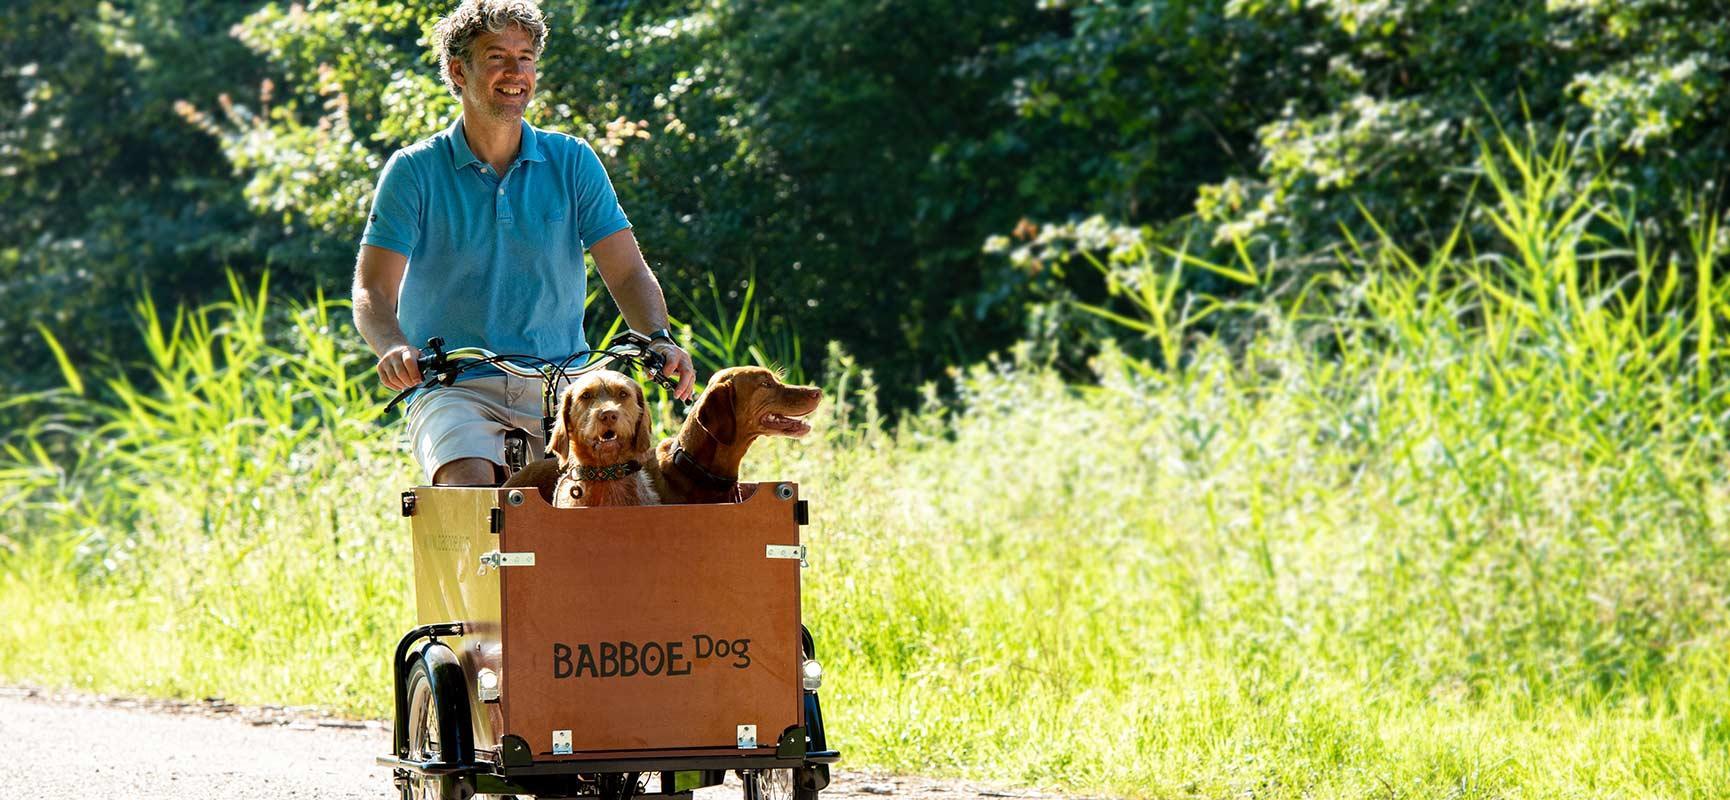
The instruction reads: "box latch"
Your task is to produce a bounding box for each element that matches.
[479,551,536,570]
[766,544,807,568]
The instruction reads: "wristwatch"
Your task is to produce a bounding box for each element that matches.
[645,328,676,345]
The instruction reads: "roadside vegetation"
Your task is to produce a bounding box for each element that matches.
[12,1,1729,412]
[4,134,1727,797]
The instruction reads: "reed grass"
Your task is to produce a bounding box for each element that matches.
[2,132,1728,797]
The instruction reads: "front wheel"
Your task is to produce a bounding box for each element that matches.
[402,659,451,800]
[403,660,506,800]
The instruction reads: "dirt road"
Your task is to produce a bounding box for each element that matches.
[0,687,1063,800]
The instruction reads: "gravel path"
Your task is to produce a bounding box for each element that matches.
[0,687,1073,800]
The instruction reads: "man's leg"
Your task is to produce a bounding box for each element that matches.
[433,457,501,486]
[405,377,517,485]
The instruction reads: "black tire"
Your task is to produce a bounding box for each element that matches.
[404,660,504,800]
[403,659,463,800]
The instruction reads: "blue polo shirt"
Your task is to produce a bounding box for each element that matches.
[361,118,631,369]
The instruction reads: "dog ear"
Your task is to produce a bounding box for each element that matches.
[696,382,736,446]
[631,381,654,454]
[549,389,573,461]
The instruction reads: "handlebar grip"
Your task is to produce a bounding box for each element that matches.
[637,348,683,390]
[415,336,451,384]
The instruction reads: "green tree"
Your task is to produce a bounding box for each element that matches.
[23,0,1729,406]
[0,0,299,397]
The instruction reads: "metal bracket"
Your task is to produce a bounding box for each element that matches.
[479,551,536,569]
[765,544,808,568]
[737,724,758,749]
[775,725,809,758]
[489,507,504,533]
[401,491,417,517]
[498,735,533,767]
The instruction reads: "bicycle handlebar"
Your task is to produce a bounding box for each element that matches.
[383,332,680,418]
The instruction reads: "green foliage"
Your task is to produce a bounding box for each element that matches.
[0,0,337,401]
[190,0,1730,401]
[990,0,1730,343]
[14,0,1730,411]
[5,142,1730,791]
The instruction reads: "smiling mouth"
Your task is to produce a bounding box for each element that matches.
[760,412,812,437]
[497,86,527,97]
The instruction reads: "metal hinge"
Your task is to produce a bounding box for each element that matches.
[479,551,536,569]
[401,491,417,517]
[489,507,503,533]
[766,544,808,568]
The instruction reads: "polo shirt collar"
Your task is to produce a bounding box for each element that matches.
[515,121,544,164]
[447,118,482,171]
[446,118,545,171]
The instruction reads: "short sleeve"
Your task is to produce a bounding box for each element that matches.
[573,140,632,250]
[361,151,422,257]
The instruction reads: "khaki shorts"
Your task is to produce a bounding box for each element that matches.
[404,374,549,483]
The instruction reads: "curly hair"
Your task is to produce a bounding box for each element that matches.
[431,0,548,98]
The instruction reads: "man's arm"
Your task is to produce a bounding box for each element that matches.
[590,228,697,400]
[352,244,423,392]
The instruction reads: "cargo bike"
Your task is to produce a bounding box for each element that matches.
[377,335,840,800]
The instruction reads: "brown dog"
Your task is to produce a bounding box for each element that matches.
[646,366,822,504]
[541,371,659,508]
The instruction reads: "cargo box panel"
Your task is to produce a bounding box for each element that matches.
[496,484,804,758]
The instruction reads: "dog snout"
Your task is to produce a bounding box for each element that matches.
[598,408,620,426]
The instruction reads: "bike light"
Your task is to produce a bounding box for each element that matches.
[801,658,823,691]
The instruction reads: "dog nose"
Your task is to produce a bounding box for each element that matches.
[599,409,619,425]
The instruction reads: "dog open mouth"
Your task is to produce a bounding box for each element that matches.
[593,428,622,451]
[759,411,812,437]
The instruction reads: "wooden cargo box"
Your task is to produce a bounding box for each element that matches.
[408,483,806,762]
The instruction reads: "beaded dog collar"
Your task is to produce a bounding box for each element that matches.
[567,459,643,482]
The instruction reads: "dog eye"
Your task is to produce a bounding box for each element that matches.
[578,390,593,400]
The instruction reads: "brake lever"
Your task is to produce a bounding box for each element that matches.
[383,384,418,416]
[635,343,686,394]
[383,337,454,417]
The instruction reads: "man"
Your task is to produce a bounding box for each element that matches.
[353,0,695,486]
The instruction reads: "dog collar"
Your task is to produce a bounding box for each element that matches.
[567,459,643,482]
[672,446,737,492]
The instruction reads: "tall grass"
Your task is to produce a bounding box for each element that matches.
[3,132,1729,797]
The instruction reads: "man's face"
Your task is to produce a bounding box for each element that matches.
[451,24,537,123]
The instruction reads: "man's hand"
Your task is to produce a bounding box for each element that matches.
[376,344,424,392]
[650,341,697,401]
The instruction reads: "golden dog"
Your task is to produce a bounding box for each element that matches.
[544,371,658,508]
